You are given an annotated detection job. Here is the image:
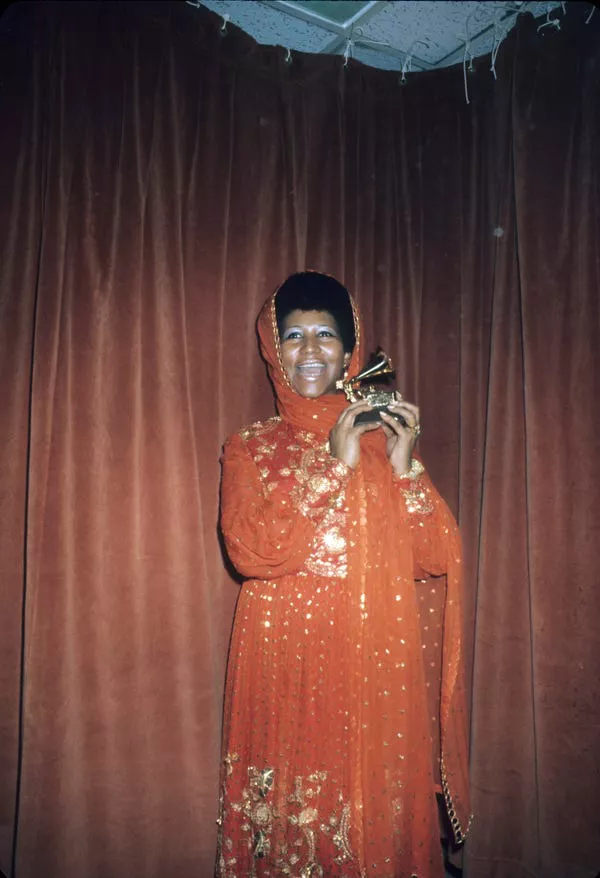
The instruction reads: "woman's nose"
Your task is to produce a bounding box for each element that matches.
[301,334,318,352]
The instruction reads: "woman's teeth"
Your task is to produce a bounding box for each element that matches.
[297,362,325,375]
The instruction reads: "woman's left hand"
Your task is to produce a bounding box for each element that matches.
[379,394,421,477]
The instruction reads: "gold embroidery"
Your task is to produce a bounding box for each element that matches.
[401,479,435,515]
[242,423,351,578]
[291,446,349,516]
[395,458,425,480]
[308,474,331,494]
[299,807,318,825]
[290,445,350,578]
[300,865,323,877]
[253,828,270,858]
[255,767,275,798]
[394,461,434,515]
[269,295,293,390]
[305,509,348,579]
[225,752,240,777]
[239,417,281,441]
[228,765,277,873]
[331,802,352,863]
[257,441,277,458]
[220,760,354,875]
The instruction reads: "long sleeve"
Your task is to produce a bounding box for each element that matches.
[220,432,352,580]
[394,461,460,578]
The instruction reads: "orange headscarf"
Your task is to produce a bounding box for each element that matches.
[256,278,363,433]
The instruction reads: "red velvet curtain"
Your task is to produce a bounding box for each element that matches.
[0,3,598,877]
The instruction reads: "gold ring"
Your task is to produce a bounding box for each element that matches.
[410,423,421,437]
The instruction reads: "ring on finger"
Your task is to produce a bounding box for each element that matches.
[409,423,421,437]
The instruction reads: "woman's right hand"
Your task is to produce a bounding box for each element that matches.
[329,400,381,469]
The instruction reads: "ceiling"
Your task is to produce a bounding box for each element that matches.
[189,0,569,73]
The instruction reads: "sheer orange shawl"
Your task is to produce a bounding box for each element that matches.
[221,285,471,874]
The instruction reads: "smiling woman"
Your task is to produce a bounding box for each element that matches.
[280,310,349,398]
[275,271,356,399]
[216,271,471,877]
[275,273,354,398]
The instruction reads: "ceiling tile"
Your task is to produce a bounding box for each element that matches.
[280,1,375,26]
[195,0,569,71]
[357,1,509,66]
[348,42,407,72]
[199,0,337,52]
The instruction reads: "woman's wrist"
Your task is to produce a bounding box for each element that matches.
[325,439,355,473]
[393,458,424,480]
[393,459,434,515]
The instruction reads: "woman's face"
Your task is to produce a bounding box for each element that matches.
[280,309,351,399]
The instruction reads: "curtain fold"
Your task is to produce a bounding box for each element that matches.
[0,3,598,877]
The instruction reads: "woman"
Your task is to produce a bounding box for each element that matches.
[217,272,471,878]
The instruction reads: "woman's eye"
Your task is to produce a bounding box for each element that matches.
[318,330,335,338]
[283,331,302,341]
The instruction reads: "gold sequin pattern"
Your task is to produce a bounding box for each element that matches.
[243,425,351,579]
[399,477,435,516]
[219,761,354,877]
[219,416,471,876]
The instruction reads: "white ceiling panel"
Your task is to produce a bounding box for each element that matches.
[349,42,409,71]
[355,1,511,66]
[199,0,337,52]
[278,1,377,27]
[191,1,577,72]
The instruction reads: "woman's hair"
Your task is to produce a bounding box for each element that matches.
[275,272,356,353]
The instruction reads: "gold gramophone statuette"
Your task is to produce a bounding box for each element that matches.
[336,347,406,425]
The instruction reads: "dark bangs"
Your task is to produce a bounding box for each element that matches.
[275,272,356,353]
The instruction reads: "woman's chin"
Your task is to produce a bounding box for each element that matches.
[294,386,325,399]
[293,382,339,399]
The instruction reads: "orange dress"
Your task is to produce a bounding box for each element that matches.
[217,293,470,878]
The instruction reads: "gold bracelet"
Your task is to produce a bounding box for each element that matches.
[396,458,425,481]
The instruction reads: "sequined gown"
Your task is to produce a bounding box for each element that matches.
[216,293,470,878]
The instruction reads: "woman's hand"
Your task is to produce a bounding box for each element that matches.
[379,395,421,477]
[329,400,381,469]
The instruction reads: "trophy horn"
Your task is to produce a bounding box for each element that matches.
[336,347,395,401]
[336,346,403,424]
[348,347,395,390]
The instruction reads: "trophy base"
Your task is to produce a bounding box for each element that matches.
[354,406,407,426]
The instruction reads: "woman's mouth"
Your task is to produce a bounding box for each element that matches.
[296,361,326,380]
